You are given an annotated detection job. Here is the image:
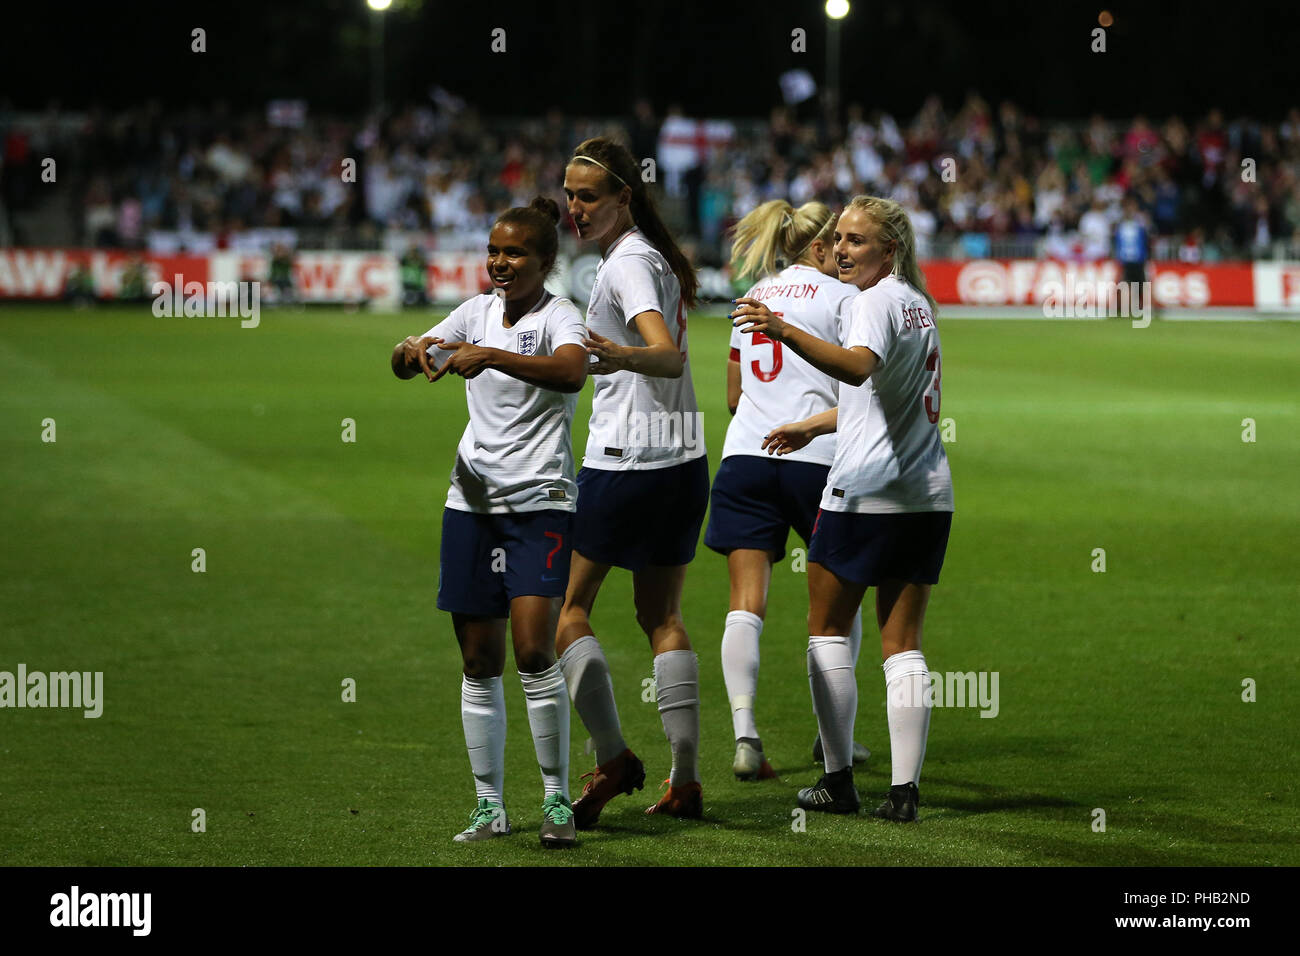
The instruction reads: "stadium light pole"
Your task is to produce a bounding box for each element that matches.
[367,0,393,117]
[825,0,850,121]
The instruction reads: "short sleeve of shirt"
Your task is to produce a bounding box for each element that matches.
[846,288,895,367]
[608,255,663,327]
[421,300,474,370]
[547,299,589,352]
[728,320,741,352]
[833,288,857,345]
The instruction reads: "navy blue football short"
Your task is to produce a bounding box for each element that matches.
[704,454,829,562]
[807,509,952,586]
[437,507,573,617]
[572,455,709,571]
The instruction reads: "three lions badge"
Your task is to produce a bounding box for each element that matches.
[516,330,538,356]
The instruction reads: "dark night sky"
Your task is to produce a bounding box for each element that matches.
[2,0,1296,120]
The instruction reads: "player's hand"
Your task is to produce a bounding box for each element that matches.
[762,420,814,456]
[585,330,628,375]
[437,341,495,381]
[731,298,788,341]
[400,335,443,381]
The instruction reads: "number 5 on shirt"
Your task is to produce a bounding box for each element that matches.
[751,312,784,382]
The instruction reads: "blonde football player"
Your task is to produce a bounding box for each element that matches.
[734,196,953,821]
[709,199,869,779]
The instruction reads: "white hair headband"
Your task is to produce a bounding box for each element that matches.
[573,155,630,190]
[790,212,835,265]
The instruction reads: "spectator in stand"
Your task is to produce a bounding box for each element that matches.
[1285,183,1300,241]
[1079,197,1112,260]
[1179,227,1204,263]
[21,97,1300,265]
[1244,195,1274,252]
[1123,115,1161,167]
[628,99,660,168]
[1196,109,1229,187]
[84,176,117,246]
[1151,166,1181,234]
[1034,165,1067,228]
[658,104,700,199]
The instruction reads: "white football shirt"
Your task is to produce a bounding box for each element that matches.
[582,228,706,471]
[724,264,858,466]
[821,275,954,514]
[421,290,588,513]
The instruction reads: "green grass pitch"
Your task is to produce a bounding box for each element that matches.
[1,304,1296,866]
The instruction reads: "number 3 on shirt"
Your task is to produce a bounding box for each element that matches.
[923,347,941,424]
[751,312,784,382]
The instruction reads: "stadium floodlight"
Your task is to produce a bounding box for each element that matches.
[824,1,849,119]
[367,0,392,115]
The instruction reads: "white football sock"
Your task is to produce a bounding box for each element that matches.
[848,608,863,668]
[883,649,932,786]
[807,635,856,773]
[654,650,700,787]
[558,636,626,766]
[721,610,763,741]
[460,674,505,805]
[519,662,570,800]
[811,612,862,722]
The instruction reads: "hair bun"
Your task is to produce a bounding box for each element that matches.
[529,196,561,225]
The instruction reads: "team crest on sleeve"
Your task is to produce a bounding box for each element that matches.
[517,330,538,356]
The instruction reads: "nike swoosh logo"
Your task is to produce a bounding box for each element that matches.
[541,574,561,582]
[472,339,482,345]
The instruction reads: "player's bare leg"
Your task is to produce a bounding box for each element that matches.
[454,614,508,679]
[726,547,772,618]
[556,551,643,828]
[555,551,611,655]
[875,579,930,657]
[633,564,703,817]
[510,595,574,847]
[872,579,933,822]
[451,614,511,841]
[722,548,777,779]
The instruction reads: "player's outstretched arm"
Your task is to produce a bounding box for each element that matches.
[433,341,587,392]
[732,298,878,386]
[392,335,442,381]
[762,408,839,456]
[585,310,683,378]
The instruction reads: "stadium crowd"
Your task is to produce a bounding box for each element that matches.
[3,92,1299,263]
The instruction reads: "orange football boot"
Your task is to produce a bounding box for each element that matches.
[571,749,646,830]
[645,779,703,818]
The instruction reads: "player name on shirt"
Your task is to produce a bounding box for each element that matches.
[750,282,821,301]
[901,306,934,329]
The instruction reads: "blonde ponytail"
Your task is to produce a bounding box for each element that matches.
[728,199,835,284]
